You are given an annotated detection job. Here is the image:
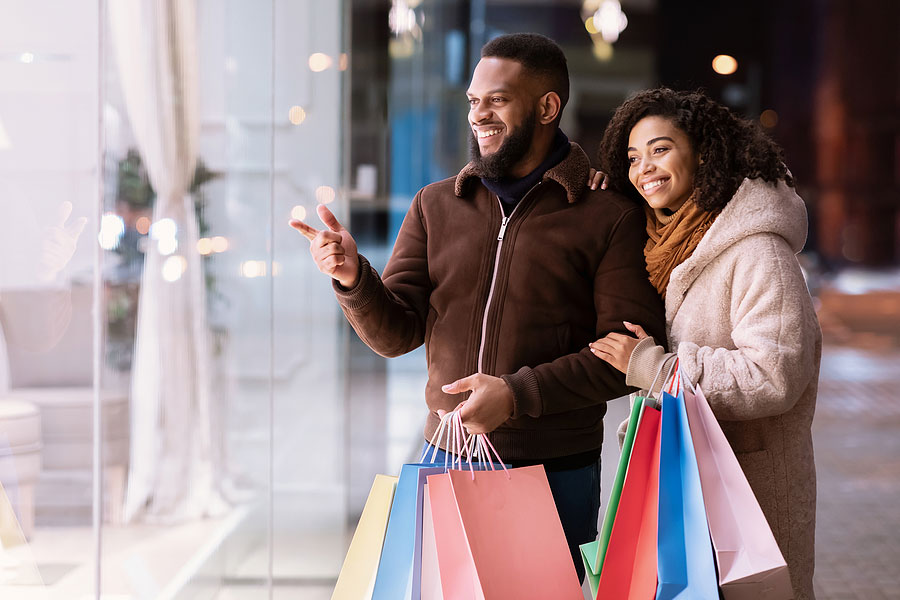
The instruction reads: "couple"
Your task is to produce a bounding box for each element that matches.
[292,33,820,599]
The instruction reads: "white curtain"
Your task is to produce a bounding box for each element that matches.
[109,0,224,523]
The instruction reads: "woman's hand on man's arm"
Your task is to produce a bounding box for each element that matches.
[589,321,649,373]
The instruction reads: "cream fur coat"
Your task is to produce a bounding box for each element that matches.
[626,178,821,599]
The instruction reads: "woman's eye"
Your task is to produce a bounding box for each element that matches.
[627,156,639,164]
[653,146,668,154]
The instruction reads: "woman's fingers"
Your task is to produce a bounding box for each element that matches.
[623,321,649,339]
[590,338,618,354]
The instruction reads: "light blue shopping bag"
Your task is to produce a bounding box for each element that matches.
[372,463,445,600]
[656,379,719,600]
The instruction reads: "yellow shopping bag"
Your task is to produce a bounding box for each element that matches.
[332,474,398,600]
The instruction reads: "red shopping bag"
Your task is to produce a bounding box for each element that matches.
[595,402,661,600]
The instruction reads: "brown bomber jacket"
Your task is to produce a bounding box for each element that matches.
[334,142,666,461]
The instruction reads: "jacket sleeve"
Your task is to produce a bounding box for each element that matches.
[333,191,431,357]
[502,204,668,418]
[677,234,821,420]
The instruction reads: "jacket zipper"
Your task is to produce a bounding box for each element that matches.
[476,183,541,374]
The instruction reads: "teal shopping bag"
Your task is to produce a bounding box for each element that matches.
[656,376,718,599]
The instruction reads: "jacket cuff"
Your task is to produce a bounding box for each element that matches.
[501,366,542,419]
[625,336,675,391]
[332,254,379,310]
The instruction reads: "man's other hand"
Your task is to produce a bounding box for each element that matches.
[442,373,514,434]
[290,204,360,289]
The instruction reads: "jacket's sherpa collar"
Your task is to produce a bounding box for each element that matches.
[454,142,591,204]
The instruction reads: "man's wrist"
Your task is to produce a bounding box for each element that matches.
[336,259,361,290]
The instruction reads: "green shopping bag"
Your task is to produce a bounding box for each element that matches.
[581,394,645,597]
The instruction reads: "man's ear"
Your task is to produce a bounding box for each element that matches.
[538,91,562,125]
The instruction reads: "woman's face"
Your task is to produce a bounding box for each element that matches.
[627,116,699,213]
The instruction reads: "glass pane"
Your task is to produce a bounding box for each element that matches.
[271,0,348,597]
[98,0,278,597]
[0,0,100,594]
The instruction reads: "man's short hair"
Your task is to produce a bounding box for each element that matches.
[481,33,569,115]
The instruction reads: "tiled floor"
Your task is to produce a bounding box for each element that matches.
[811,347,900,600]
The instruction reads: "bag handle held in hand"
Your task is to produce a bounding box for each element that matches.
[421,410,509,479]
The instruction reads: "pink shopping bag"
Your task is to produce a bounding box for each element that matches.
[684,384,793,599]
[425,472,483,599]
[444,464,583,600]
[420,485,443,600]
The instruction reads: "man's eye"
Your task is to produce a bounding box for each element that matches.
[468,99,477,106]
[491,97,504,103]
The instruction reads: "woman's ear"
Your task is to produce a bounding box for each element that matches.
[538,91,562,125]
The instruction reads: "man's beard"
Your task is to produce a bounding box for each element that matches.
[469,110,537,180]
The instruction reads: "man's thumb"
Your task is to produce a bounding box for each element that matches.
[317,204,345,233]
[442,374,476,395]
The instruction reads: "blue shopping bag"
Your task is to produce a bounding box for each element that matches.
[656,376,718,600]
[372,463,445,600]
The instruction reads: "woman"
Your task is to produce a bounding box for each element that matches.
[588,88,821,599]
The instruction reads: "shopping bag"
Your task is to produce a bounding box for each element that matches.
[411,466,447,600]
[425,472,483,599]
[684,384,793,599]
[332,474,398,600]
[372,463,445,600]
[582,393,647,597]
[420,483,444,600]
[656,370,718,599]
[594,401,661,600]
[445,463,583,599]
[422,417,581,600]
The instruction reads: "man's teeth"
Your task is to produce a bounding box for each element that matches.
[642,179,666,192]
[477,129,502,139]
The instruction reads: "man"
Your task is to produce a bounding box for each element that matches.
[291,32,665,579]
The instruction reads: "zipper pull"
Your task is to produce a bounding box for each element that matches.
[497,216,510,241]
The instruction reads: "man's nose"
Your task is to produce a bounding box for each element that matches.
[470,103,491,123]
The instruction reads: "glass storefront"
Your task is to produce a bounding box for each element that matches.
[1,0,355,597]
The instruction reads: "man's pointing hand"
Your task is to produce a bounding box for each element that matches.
[290,204,360,289]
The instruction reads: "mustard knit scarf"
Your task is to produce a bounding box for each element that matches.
[644,196,719,299]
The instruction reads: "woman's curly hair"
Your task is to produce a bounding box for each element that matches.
[597,88,793,212]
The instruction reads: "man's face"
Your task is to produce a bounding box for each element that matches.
[466,57,539,178]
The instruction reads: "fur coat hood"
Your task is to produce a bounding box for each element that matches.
[667,177,808,321]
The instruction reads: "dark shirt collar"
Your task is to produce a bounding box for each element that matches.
[480,130,571,208]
